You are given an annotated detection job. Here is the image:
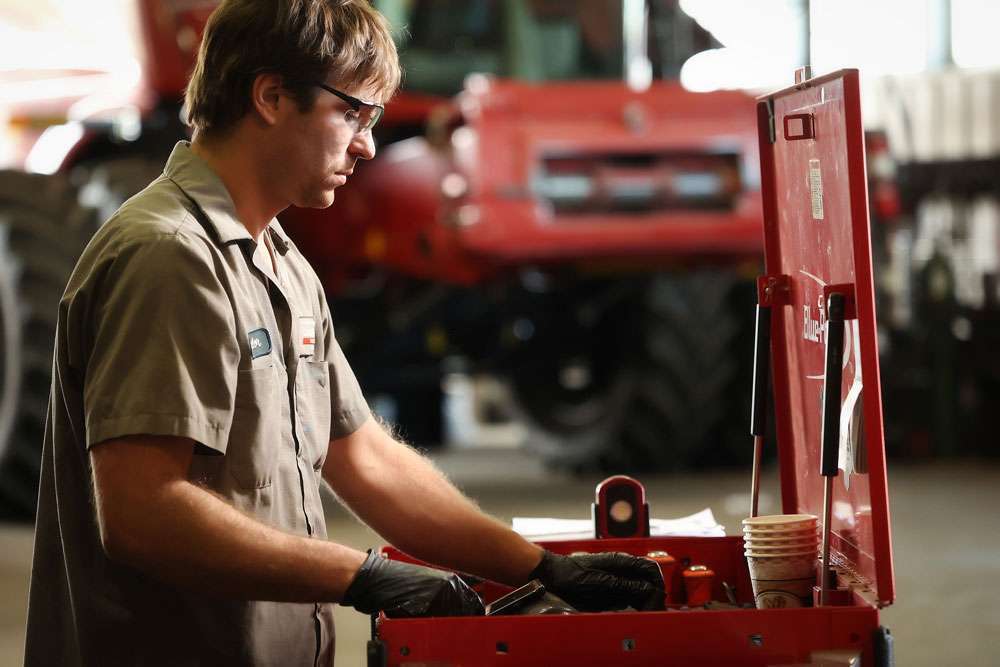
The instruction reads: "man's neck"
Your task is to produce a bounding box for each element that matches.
[190,134,283,241]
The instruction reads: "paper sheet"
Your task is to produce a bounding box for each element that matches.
[839,320,864,489]
[512,508,726,541]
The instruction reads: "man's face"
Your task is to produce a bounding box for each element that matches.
[276,80,380,209]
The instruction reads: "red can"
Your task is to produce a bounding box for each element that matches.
[646,550,677,605]
[683,564,715,606]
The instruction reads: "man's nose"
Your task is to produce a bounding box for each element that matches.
[349,130,376,161]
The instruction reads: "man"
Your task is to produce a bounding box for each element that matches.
[25,1,664,664]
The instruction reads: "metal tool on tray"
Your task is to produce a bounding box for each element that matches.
[485,580,576,616]
[749,297,772,518]
[819,292,847,605]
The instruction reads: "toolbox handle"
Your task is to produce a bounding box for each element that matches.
[820,293,846,477]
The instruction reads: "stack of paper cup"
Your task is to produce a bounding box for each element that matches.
[742,514,819,609]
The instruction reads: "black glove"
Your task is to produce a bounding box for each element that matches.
[529,551,665,612]
[341,550,485,618]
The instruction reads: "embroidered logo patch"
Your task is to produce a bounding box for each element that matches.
[248,328,272,359]
[298,316,316,356]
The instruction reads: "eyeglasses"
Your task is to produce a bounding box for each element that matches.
[316,83,384,133]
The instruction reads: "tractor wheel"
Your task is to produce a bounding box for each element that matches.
[614,271,754,470]
[518,270,753,473]
[508,281,638,471]
[75,156,165,220]
[0,158,165,520]
[0,171,99,520]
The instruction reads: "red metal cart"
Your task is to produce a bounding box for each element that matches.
[367,69,895,667]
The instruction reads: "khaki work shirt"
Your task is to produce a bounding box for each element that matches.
[26,142,370,666]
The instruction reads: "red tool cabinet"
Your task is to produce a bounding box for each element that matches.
[367,69,895,667]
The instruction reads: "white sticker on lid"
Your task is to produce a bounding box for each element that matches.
[809,158,824,220]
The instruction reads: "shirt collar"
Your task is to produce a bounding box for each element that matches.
[164,141,288,254]
[266,219,292,256]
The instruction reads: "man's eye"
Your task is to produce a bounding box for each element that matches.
[344,109,360,121]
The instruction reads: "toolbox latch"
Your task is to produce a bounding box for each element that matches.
[756,274,791,307]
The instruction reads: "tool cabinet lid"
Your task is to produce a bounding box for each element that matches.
[756,69,895,606]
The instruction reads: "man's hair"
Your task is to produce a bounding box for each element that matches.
[184,0,401,137]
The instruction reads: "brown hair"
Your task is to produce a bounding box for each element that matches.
[184,0,401,137]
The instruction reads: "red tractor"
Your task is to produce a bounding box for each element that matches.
[0,0,762,518]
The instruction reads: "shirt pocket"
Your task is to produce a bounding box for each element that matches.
[227,365,282,489]
[296,360,332,471]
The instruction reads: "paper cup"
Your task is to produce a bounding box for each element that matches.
[744,528,817,538]
[742,514,818,532]
[743,523,817,536]
[744,524,817,533]
[744,540,817,552]
[745,544,818,557]
[745,543,818,553]
[746,554,817,609]
[743,533,817,545]
[744,526,817,536]
[743,549,819,558]
[743,513,817,526]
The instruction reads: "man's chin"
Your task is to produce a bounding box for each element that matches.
[299,190,337,209]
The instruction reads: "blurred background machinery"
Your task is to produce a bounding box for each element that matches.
[1,0,999,521]
[0,0,769,520]
[292,0,765,476]
[868,67,1000,463]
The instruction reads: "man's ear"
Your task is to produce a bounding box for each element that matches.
[250,73,285,127]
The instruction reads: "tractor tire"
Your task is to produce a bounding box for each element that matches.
[75,156,165,220]
[518,270,754,473]
[614,270,754,470]
[0,157,163,520]
[0,171,100,520]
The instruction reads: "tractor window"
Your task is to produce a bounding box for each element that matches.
[387,0,505,95]
[377,0,625,95]
[375,0,718,95]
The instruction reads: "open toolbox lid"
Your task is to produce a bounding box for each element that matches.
[756,69,895,606]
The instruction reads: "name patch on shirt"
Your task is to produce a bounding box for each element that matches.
[248,328,272,359]
[298,316,316,357]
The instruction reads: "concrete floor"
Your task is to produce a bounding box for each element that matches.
[1,450,998,666]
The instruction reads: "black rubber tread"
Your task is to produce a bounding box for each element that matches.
[0,159,166,520]
[0,170,100,520]
[75,157,165,222]
[612,271,749,470]
[0,227,22,471]
[508,277,638,471]
[0,171,90,220]
[520,270,753,473]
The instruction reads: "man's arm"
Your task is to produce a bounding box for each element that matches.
[90,434,367,601]
[322,419,543,587]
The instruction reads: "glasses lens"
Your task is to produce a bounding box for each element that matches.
[359,103,383,131]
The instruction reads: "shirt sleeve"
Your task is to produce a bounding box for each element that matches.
[84,233,240,452]
[319,293,370,440]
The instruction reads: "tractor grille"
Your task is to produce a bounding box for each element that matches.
[531,152,742,215]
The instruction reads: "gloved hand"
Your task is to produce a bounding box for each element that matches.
[341,550,485,618]
[529,551,665,612]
